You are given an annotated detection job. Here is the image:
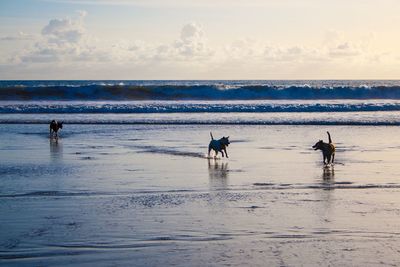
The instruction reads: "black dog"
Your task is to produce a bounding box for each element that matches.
[312,131,335,165]
[49,120,63,137]
[208,132,230,158]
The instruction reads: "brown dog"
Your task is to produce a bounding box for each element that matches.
[49,120,63,137]
[312,131,335,165]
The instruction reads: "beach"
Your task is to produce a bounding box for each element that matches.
[3,0,400,264]
[1,123,400,266]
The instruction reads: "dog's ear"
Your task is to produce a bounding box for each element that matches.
[227,136,230,139]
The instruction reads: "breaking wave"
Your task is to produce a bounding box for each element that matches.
[3,80,400,125]
[2,80,400,100]
[2,100,400,113]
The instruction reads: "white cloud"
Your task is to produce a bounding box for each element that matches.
[172,23,213,59]
[323,30,370,59]
[219,40,328,65]
[0,31,35,41]
[41,11,86,44]
[13,11,108,64]
[180,23,203,41]
[2,11,390,79]
[222,39,262,60]
[329,42,361,58]
[14,16,215,65]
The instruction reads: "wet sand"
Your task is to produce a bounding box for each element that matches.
[1,124,400,266]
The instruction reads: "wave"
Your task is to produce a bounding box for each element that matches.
[252,182,400,190]
[0,191,94,198]
[2,100,400,113]
[2,113,400,125]
[3,182,400,200]
[2,80,400,100]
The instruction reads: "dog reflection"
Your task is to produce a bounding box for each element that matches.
[208,159,228,189]
[322,166,335,184]
[50,137,63,161]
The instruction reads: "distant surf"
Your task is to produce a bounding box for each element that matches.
[2,80,400,100]
[3,80,400,125]
[2,111,400,125]
[3,100,400,113]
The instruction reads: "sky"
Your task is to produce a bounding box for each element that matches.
[0,0,400,80]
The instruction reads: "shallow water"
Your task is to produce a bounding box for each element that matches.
[1,124,400,266]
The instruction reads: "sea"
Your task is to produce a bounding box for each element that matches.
[1,80,400,125]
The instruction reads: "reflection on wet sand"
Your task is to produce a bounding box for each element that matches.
[208,158,228,189]
[314,166,336,221]
[322,166,335,184]
[50,137,63,162]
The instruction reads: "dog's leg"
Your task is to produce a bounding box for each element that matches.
[221,150,224,157]
[208,146,212,158]
[327,154,332,165]
[332,153,335,164]
[214,150,218,159]
[224,148,229,158]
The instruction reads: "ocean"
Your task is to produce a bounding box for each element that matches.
[2,80,400,125]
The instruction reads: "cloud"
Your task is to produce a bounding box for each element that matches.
[15,15,214,65]
[180,23,203,41]
[41,11,86,44]
[0,31,35,41]
[329,42,361,58]
[13,11,107,64]
[110,22,214,62]
[323,30,368,59]
[218,39,328,65]
[171,23,213,59]
[222,39,262,60]
[3,11,388,79]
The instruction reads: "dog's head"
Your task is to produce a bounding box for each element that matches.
[221,136,230,146]
[58,122,63,129]
[312,140,323,150]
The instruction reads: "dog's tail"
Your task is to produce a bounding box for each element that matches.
[210,132,214,140]
[327,131,332,144]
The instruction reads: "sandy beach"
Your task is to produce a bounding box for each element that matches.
[1,124,400,266]
[3,0,400,264]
